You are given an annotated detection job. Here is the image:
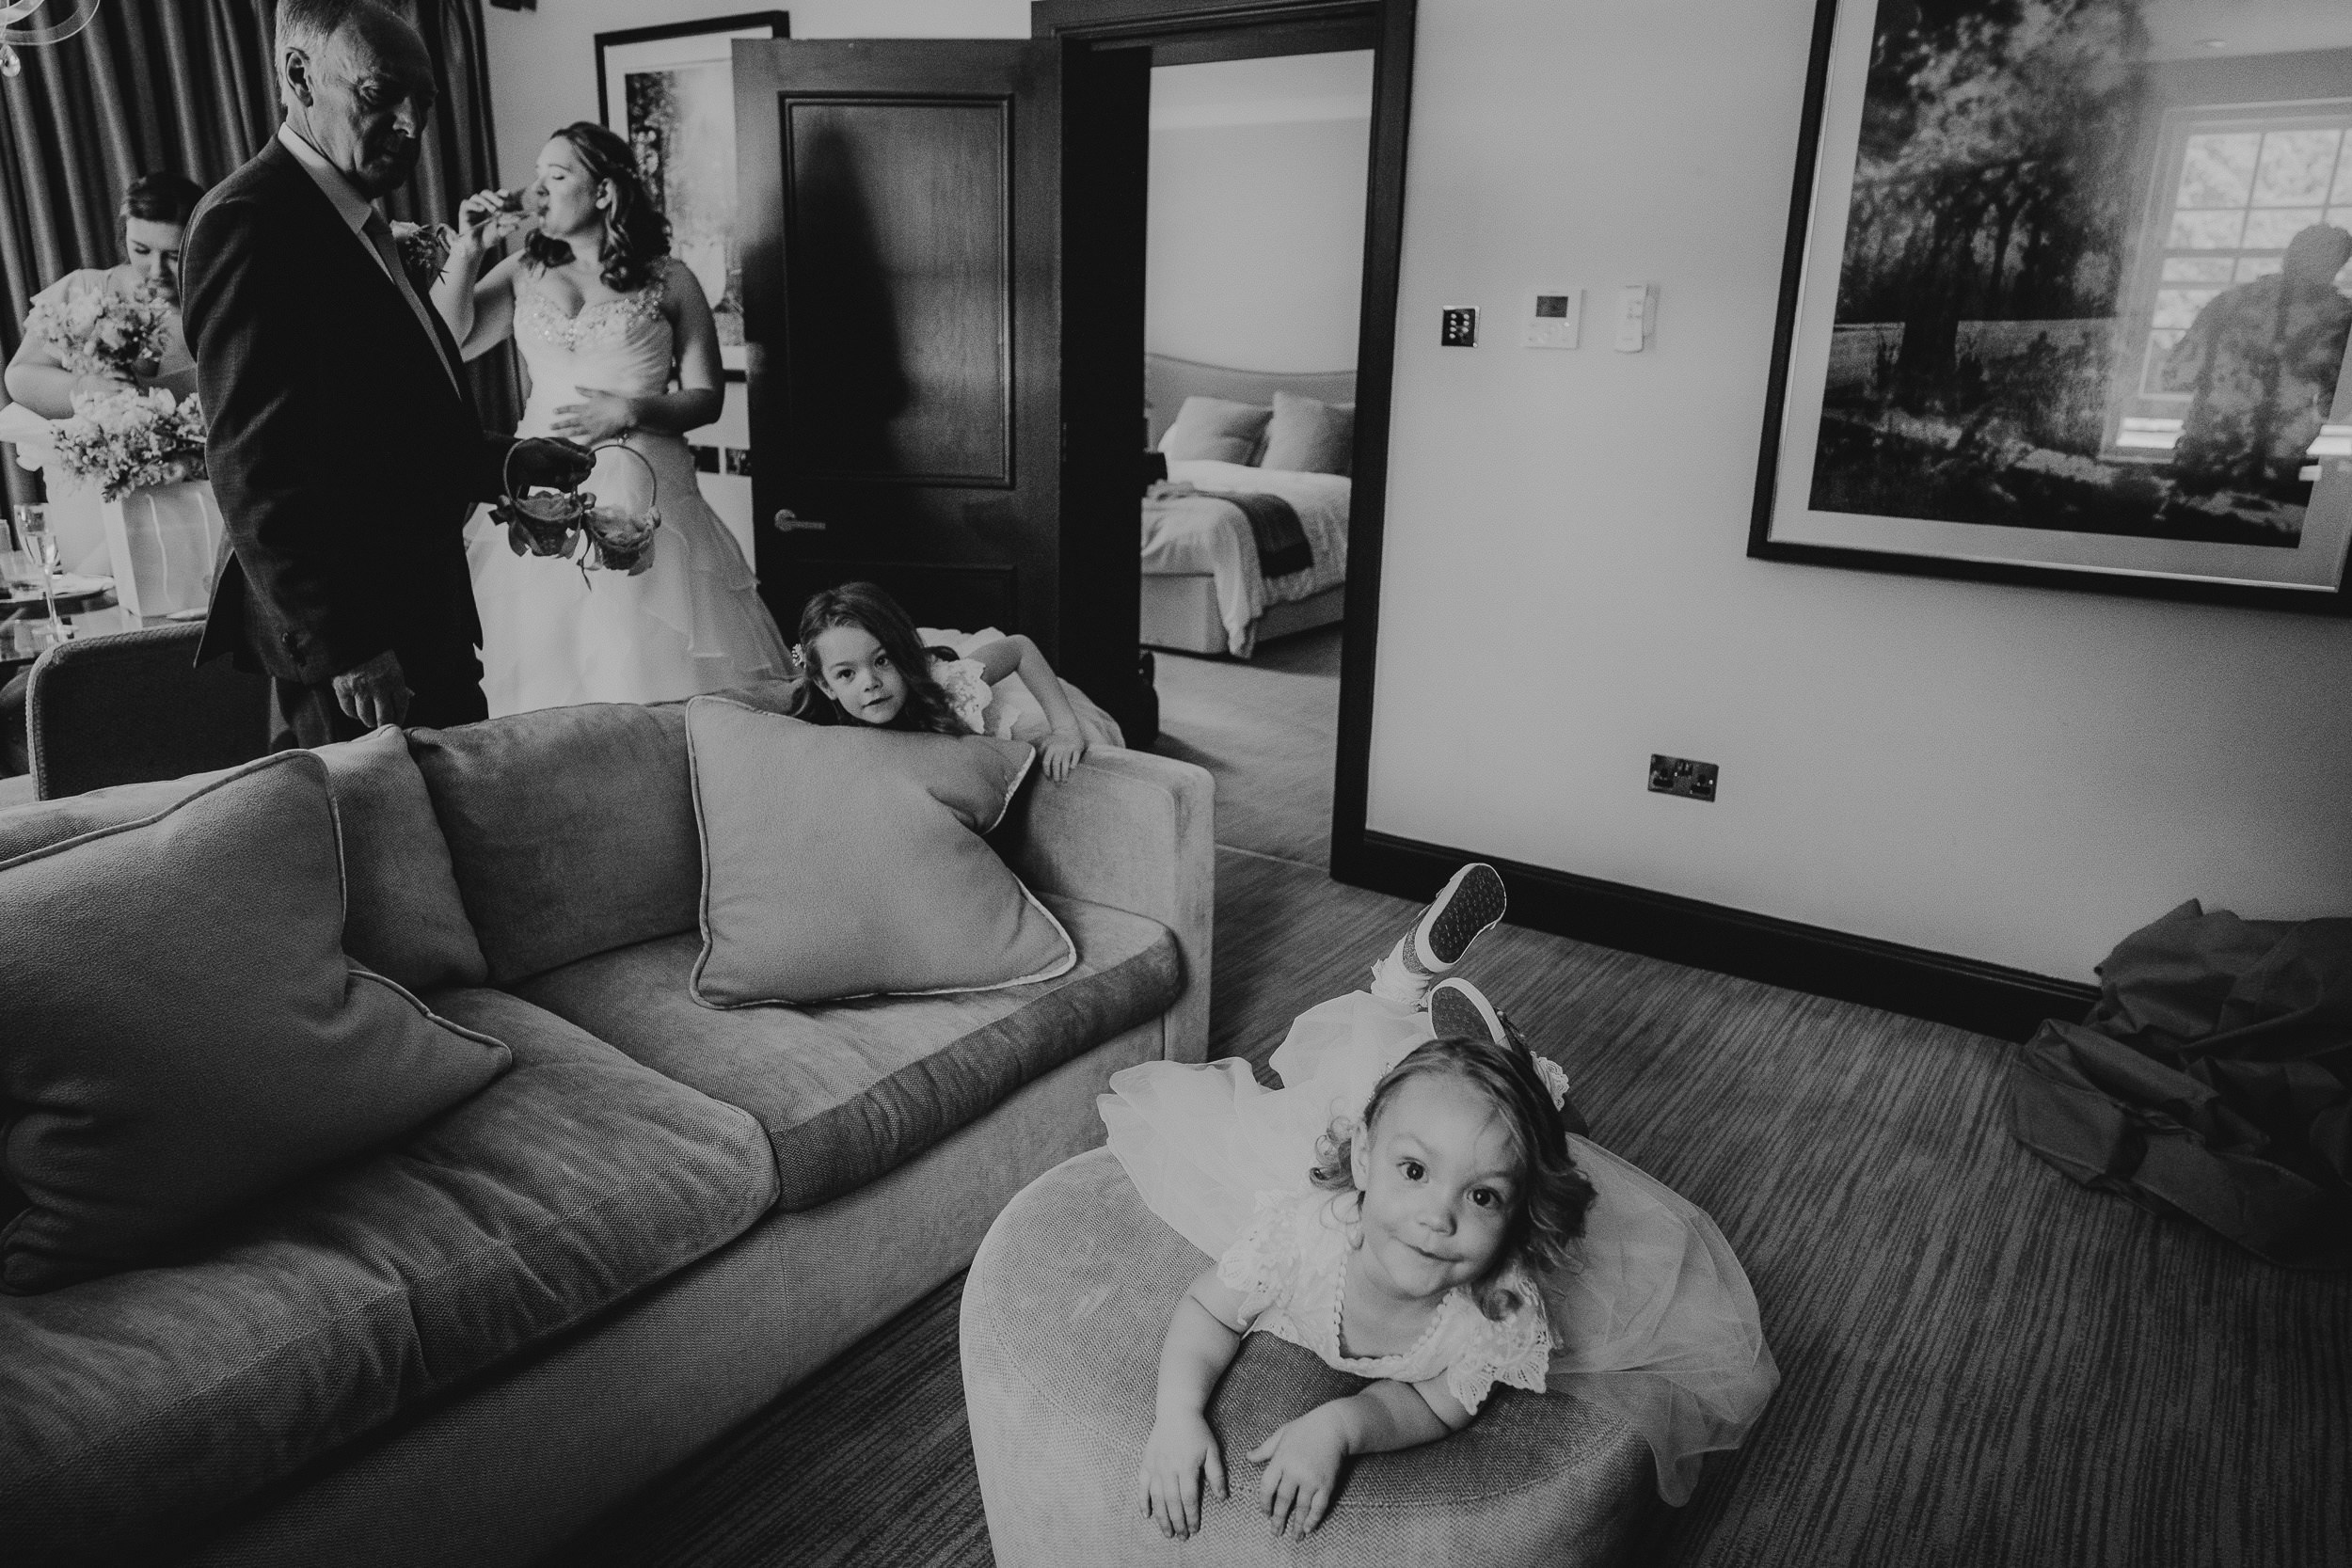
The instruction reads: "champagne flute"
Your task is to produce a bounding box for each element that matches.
[12,502,70,643]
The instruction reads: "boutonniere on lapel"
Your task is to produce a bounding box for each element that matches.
[389,221,454,294]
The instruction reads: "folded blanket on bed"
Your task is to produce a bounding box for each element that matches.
[1174,484,1313,578]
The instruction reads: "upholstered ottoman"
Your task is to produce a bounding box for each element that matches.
[961,1148,1655,1565]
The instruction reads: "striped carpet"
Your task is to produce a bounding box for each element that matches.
[556,633,2350,1567]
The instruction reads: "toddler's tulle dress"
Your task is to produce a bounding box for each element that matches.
[1100,990,1780,1505]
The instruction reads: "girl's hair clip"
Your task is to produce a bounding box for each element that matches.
[1532,1054,1574,1112]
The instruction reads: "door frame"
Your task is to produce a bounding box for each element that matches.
[1034,0,1416,883]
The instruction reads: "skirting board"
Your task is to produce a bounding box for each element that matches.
[1141,574,1346,657]
[1331,830,2100,1043]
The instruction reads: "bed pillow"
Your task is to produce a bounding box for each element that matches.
[685,697,1076,1007]
[1260,390,1355,475]
[1158,396,1272,465]
[0,752,512,1294]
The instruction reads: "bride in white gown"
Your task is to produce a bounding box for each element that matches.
[432,122,789,716]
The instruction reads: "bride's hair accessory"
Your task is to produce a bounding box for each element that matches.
[490,440,661,579]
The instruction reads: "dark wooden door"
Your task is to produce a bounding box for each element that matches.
[734,39,1152,737]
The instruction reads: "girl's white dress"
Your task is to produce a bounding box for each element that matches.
[466,261,791,716]
[1101,990,1780,1505]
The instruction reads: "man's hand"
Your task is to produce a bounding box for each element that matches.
[508,436,595,492]
[332,648,413,729]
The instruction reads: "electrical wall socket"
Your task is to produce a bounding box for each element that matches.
[1440,307,1479,347]
[1648,753,1717,801]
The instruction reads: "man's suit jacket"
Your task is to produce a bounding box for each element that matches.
[184,135,512,687]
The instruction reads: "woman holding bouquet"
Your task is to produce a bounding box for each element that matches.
[5,172,205,417]
[432,122,789,716]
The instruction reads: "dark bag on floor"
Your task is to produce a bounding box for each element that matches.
[2008,900,2350,1270]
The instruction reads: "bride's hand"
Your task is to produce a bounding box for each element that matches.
[455,188,530,253]
[552,388,638,444]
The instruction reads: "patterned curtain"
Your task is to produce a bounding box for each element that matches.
[0,0,518,512]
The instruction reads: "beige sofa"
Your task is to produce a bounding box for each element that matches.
[0,691,1212,1567]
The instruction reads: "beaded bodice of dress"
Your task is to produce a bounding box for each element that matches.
[515,264,674,438]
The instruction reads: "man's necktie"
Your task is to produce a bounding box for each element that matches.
[360,210,464,400]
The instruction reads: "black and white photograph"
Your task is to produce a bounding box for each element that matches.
[1756,0,2352,605]
[0,3,2343,1568]
[595,11,787,372]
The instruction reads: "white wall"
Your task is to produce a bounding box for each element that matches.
[1366,0,2352,982]
[484,1,1033,189]
[1146,53,1371,372]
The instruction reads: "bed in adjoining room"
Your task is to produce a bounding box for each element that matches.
[1141,355,1354,659]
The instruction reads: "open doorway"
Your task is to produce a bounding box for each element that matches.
[1138,48,1372,864]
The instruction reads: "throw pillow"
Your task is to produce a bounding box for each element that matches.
[1260,390,1355,475]
[1159,396,1273,465]
[685,697,1076,1007]
[314,725,488,992]
[0,752,512,1294]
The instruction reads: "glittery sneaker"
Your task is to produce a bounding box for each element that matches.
[1402,863,1506,977]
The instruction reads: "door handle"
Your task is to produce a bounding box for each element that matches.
[771,510,828,532]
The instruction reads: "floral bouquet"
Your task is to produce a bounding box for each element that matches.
[488,441,660,580]
[23,285,172,379]
[49,386,208,500]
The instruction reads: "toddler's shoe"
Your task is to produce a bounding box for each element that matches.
[1427,976,1512,1047]
[1403,863,1507,978]
[1367,863,1506,1007]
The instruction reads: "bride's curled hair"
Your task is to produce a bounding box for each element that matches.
[1310,1034,1597,1322]
[525,121,671,293]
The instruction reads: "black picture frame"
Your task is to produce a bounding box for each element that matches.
[1751,0,2352,615]
[593,12,791,126]
[592,11,789,380]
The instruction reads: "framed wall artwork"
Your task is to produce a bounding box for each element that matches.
[1752,0,2352,611]
[596,11,792,375]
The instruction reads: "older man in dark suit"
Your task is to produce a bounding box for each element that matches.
[184,0,588,745]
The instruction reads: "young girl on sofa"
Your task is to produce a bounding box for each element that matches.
[792,581,1095,781]
[1102,865,1779,1541]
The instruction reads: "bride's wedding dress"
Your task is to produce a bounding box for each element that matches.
[466,261,790,716]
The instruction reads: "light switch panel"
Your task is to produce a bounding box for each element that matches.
[1614,283,1656,353]
[1440,307,1479,347]
[1523,288,1581,349]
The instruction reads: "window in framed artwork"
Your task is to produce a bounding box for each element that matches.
[2112,105,2352,468]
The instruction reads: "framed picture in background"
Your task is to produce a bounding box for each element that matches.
[1752,0,2352,611]
[595,11,791,375]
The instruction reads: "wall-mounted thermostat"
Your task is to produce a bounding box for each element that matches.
[1440,307,1479,347]
[1614,283,1657,353]
[1523,288,1581,349]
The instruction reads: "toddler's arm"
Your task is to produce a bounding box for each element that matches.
[1248,1374,1474,1540]
[1139,1266,1249,1541]
[965,634,1089,781]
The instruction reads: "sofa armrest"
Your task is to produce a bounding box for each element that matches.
[996,747,1212,1064]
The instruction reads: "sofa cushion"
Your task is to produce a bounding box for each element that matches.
[408,686,803,986]
[0,988,775,1563]
[0,753,512,1294]
[410,704,702,986]
[687,697,1073,1006]
[328,726,488,990]
[513,894,1182,1211]
[0,728,485,992]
